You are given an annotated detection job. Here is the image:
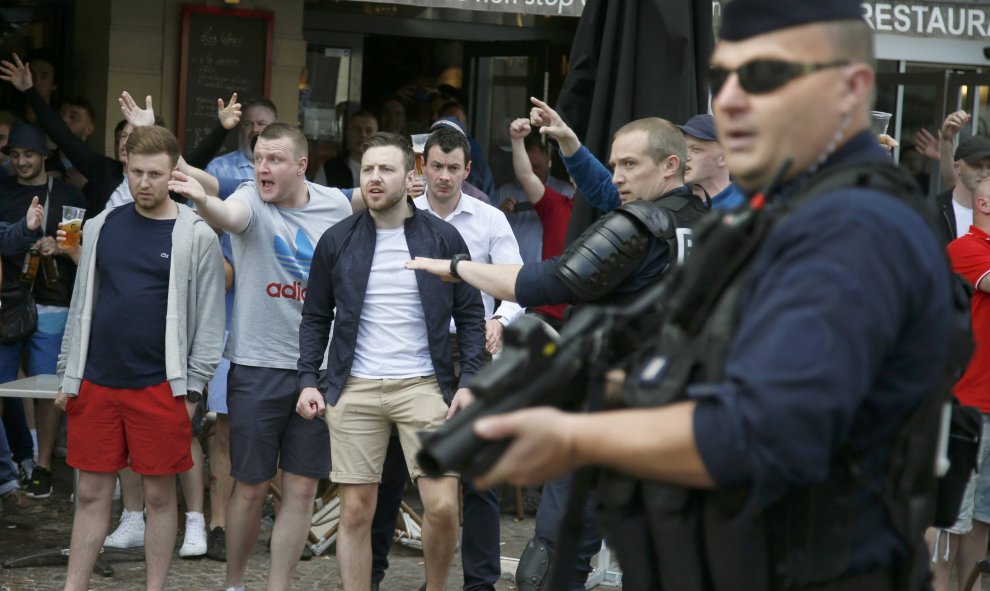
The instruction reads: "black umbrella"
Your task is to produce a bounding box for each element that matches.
[557,0,713,241]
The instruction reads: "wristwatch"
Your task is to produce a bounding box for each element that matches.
[186,390,202,403]
[492,315,509,327]
[450,253,471,279]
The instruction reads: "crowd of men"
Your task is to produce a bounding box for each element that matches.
[0,0,986,590]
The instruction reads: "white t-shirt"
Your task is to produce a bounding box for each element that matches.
[104,178,133,210]
[350,227,434,379]
[954,199,973,240]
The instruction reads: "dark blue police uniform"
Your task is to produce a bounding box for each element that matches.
[690,131,953,576]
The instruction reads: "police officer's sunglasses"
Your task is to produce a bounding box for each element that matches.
[708,59,850,96]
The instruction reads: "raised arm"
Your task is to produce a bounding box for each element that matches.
[168,170,251,234]
[0,54,107,180]
[939,110,968,190]
[529,97,582,157]
[185,93,240,169]
[509,119,547,204]
[119,91,221,196]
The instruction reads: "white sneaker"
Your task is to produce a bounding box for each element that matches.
[179,511,207,558]
[104,509,145,549]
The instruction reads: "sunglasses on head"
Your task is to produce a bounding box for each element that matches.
[708,59,850,96]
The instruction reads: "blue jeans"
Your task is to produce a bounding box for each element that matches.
[0,420,20,495]
[0,318,66,464]
[534,474,603,590]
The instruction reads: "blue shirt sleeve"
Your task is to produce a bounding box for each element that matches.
[513,258,579,308]
[689,191,951,514]
[561,146,621,213]
[340,188,354,201]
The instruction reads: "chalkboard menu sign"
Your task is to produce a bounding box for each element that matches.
[178,5,273,151]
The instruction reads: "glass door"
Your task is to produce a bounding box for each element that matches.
[463,41,549,190]
[877,64,990,194]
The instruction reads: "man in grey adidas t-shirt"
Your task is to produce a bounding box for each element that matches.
[170,122,350,591]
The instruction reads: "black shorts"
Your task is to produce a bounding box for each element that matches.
[227,363,330,484]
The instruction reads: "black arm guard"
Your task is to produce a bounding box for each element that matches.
[555,200,682,302]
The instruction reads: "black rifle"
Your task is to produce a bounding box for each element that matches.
[417,196,769,480]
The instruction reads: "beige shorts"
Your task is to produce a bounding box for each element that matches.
[326,375,452,484]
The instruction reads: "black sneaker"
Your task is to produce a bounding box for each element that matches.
[206,526,226,561]
[24,466,52,499]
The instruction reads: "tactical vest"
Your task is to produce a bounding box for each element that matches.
[555,188,709,305]
[600,160,973,591]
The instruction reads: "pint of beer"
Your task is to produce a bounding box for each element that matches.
[411,134,429,177]
[60,206,86,250]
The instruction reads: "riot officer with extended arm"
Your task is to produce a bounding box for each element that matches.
[455,1,967,590]
[406,116,708,309]
[406,116,708,589]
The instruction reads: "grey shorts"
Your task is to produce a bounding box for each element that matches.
[227,363,331,484]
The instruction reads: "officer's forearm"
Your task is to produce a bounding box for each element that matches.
[571,401,715,488]
[457,261,521,303]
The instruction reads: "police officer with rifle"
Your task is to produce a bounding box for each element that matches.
[415,1,975,589]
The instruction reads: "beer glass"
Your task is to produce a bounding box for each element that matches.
[411,134,430,177]
[60,206,86,250]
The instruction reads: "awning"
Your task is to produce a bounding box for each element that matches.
[351,0,585,18]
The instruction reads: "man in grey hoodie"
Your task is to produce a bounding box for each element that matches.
[54,125,225,591]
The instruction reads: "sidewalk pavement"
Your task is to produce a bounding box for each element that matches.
[0,459,537,590]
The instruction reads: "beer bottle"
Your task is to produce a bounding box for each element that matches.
[41,255,59,288]
[20,247,40,286]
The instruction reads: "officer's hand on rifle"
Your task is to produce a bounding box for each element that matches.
[447,387,475,419]
[296,387,326,420]
[473,407,581,488]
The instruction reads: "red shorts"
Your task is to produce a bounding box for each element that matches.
[66,379,192,475]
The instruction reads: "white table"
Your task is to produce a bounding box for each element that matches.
[0,374,59,399]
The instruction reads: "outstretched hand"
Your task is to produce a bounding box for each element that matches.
[218,93,241,130]
[119,91,156,128]
[0,53,33,92]
[405,257,458,282]
[168,170,208,205]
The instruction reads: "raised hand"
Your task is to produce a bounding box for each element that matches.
[528,97,581,156]
[218,92,241,130]
[941,110,971,142]
[24,196,43,230]
[913,127,940,161]
[0,53,33,92]
[119,91,156,127]
[509,118,531,141]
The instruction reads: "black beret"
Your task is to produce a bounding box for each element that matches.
[720,0,865,42]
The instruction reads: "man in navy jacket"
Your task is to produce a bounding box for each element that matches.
[297,132,485,591]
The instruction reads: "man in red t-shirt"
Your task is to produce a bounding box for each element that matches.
[939,176,990,591]
[506,117,574,329]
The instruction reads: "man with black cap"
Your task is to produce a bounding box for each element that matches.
[461,1,958,589]
[932,134,990,244]
[0,122,84,499]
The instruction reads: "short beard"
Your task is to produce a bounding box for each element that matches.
[365,190,406,212]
